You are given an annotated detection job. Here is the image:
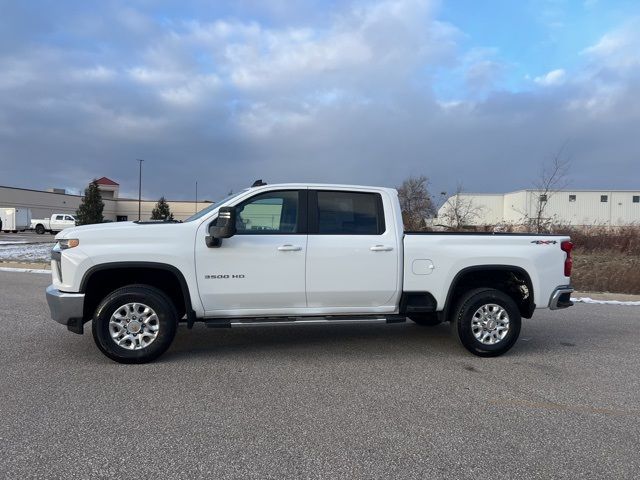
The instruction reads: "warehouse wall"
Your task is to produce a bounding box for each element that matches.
[0,185,211,223]
[437,189,640,227]
[437,193,504,226]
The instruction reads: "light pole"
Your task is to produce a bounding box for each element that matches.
[137,159,144,221]
[195,181,198,214]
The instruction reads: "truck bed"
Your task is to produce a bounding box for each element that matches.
[405,231,566,236]
[402,232,571,312]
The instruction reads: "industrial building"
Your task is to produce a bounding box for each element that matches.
[437,189,640,227]
[0,177,211,222]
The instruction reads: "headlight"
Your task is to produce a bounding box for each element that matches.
[57,239,80,250]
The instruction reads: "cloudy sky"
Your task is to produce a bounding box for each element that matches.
[1,0,639,201]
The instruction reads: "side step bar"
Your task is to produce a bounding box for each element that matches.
[204,315,406,328]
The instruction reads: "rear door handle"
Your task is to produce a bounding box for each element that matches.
[278,244,302,251]
[370,245,393,252]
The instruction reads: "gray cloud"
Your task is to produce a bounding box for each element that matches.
[0,0,639,202]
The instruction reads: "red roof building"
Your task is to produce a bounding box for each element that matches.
[95,177,119,186]
[95,177,120,199]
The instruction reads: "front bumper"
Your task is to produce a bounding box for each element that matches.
[46,285,85,334]
[549,285,574,310]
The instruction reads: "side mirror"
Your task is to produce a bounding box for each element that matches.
[206,207,237,247]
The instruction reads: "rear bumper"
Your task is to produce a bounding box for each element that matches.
[549,285,574,310]
[46,285,85,334]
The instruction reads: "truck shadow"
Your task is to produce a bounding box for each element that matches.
[165,322,455,361]
[162,320,570,362]
[49,317,578,365]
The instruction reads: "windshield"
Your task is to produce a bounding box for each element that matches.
[183,190,248,222]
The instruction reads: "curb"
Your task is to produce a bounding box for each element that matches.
[0,266,51,274]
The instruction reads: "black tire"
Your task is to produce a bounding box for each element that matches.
[92,284,178,364]
[11,230,17,233]
[409,313,442,327]
[49,230,57,235]
[451,288,521,357]
[35,224,45,234]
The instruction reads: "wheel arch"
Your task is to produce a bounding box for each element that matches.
[80,262,196,327]
[443,265,535,321]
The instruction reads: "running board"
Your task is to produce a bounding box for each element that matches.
[204,315,406,328]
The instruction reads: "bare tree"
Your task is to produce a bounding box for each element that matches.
[530,145,571,233]
[397,175,436,231]
[438,183,484,229]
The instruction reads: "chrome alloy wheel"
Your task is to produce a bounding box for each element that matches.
[108,302,160,350]
[471,303,510,345]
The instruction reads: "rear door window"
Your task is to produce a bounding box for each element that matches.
[313,191,385,235]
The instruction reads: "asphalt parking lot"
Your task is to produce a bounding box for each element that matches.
[1,271,639,479]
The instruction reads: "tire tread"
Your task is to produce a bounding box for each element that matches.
[91,284,178,364]
[451,287,521,357]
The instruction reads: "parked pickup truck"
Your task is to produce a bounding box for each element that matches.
[31,214,77,234]
[46,182,574,363]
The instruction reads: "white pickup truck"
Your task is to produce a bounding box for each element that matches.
[31,214,77,234]
[46,182,574,363]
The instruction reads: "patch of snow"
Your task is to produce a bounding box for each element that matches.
[571,297,640,306]
[0,267,51,274]
[0,241,29,244]
[0,243,52,262]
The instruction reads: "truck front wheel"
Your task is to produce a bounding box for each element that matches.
[451,288,521,357]
[92,285,178,364]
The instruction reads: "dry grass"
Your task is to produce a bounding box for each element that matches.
[571,252,640,294]
[560,225,640,256]
[559,226,640,294]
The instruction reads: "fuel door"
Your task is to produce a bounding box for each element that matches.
[412,259,435,275]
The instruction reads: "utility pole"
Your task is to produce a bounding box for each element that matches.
[195,181,198,214]
[137,159,144,221]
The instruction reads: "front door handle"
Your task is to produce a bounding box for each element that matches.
[370,245,393,252]
[278,244,302,251]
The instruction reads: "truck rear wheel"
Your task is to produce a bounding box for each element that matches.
[92,285,178,364]
[35,224,45,234]
[451,288,521,357]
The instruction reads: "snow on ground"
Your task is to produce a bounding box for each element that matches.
[571,297,640,306]
[0,243,52,262]
[0,241,28,245]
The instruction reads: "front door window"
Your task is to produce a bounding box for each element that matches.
[235,191,300,234]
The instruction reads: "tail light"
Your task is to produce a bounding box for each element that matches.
[561,241,573,277]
